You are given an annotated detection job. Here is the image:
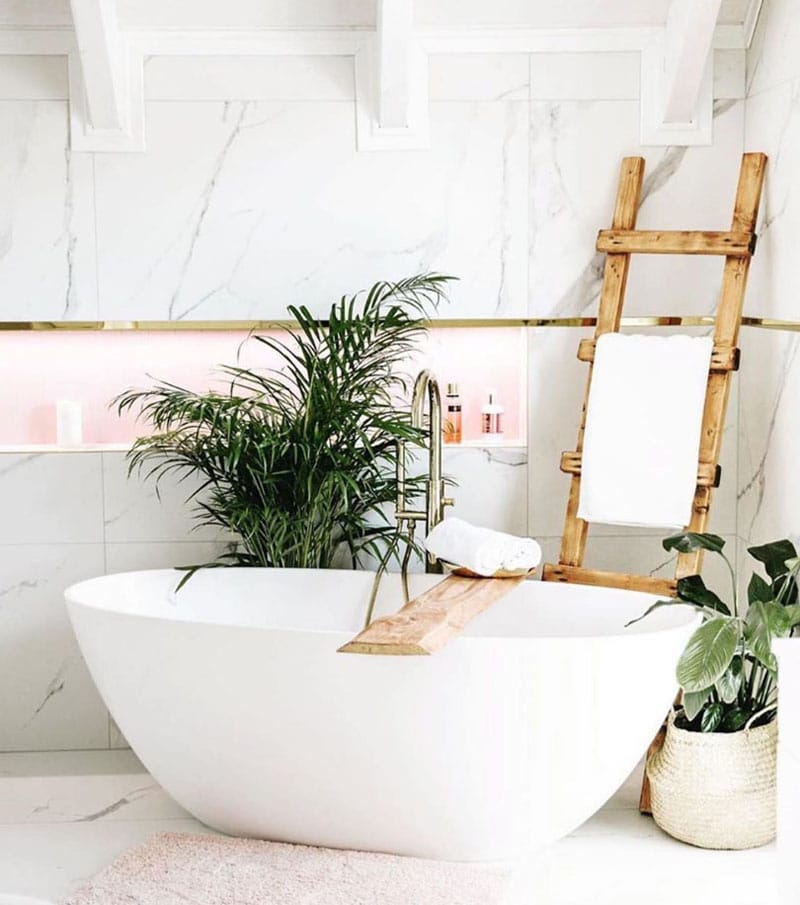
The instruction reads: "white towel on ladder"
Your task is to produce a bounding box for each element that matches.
[577,333,714,529]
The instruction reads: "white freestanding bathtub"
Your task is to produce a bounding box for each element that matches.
[65,568,697,861]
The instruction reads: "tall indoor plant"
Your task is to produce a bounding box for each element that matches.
[116,274,453,575]
[634,532,800,849]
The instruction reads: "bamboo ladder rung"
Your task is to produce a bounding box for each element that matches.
[539,563,677,598]
[596,229,756,257]
[576,338,740,372]
[559,451,721,488]
[338,574,527,656]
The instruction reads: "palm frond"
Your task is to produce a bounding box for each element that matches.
[113,274,455,571]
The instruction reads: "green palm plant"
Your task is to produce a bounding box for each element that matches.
[115,274,454,577]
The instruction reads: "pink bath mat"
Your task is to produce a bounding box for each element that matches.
[60,832,510,905]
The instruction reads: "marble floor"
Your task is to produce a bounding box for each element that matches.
[0,751,780,905]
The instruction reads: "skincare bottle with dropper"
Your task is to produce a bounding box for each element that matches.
[444,383,462,444]
[481,392,504,439]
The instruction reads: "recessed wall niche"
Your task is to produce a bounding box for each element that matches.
[0,326,527,449]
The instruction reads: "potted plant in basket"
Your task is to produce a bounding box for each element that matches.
[632,532,800,850]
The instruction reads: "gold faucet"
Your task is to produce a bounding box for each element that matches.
[395,369,454,572]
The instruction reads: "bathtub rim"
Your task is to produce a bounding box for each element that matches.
[64,566,700,644]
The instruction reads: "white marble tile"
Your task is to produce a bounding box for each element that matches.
[443,446,528,536]
[428,54,529,101]
[0,57,68,100]
[737,328,800,546]
[747,0,800,97]
[714,49,746,100]
[0,454,104,545]
[0,772,188,824]
[144,55,356,102]
[94,100,529,320]
[0,750,142,777]
[529,52,640,101]
[582,533,739,598]
[104,541,233,574]
[527,327,589,538]
[0,543,109,752]
[743,78,800,321]
[515,832,776,905]
[528,97,744,317]
[101,451,229,544]
[0,101,96,320]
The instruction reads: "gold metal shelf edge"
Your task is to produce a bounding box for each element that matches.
[0,316,798,331]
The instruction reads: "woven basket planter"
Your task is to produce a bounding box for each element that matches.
[646,712,777,850]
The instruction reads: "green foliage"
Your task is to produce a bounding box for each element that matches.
[115,274,454,573]
[635,533,800,733]
[676,617,741,693]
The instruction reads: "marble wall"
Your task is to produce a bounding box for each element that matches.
[738,0,800,560]
[0,47,749,750]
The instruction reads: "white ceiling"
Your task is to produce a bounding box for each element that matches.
[0,0,758,30]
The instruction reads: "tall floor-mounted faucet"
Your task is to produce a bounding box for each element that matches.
[395,369,454,573]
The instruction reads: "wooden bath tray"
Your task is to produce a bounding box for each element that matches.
[338,572,529,656]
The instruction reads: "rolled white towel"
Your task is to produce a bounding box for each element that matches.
[424,517,542,577]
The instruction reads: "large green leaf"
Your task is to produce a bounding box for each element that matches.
[781,604,800,631]
[677,574,731,615]
[774,572,800,607]
[748,539,798,580]
[721,707,750,732]
[763,600,794,637]
[663,533,726,555]
[701,702,724,732]
[748,573,773,606]
[676,617,741,693]
[683,688,712,722]
[744,602,777,671]
[716,656,743,704]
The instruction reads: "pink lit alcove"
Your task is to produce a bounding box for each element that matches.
[0,327,527,450]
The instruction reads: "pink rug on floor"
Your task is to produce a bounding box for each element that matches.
[60,832,510,905]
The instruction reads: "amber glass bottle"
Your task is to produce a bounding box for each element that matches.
[444,383,462,444]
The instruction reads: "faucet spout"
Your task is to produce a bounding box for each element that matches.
[396,369,454,573]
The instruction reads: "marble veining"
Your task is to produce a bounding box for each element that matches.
[24,661,70,729]
[738,335,800,539]
[169,102,251,319]
[0,102,96,320]
[94,100,529,320]
[529,97,744,318]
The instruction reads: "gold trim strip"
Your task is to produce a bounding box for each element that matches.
[0,316,797,331]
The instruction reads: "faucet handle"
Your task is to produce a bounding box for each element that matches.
[442,496,455,508]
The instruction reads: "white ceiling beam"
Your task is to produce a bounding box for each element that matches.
[640,0,724,146]
[68,0,126,131]
[67,0,144,151]
[376,0,413,129]
[354,0,428,151]
[661,0,723,124]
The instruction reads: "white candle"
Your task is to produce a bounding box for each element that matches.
[56,400,83,446]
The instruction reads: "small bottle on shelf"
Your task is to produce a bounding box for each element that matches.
[56,400,83,446]
[444,383,462,444]
[481,392,504,440]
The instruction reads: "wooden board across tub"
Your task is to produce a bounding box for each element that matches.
[338,573,527,656]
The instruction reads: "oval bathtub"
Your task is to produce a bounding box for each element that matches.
[65,568,697,861]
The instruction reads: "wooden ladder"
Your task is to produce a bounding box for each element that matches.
[541,152,767,597]
[541,152,767,815]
